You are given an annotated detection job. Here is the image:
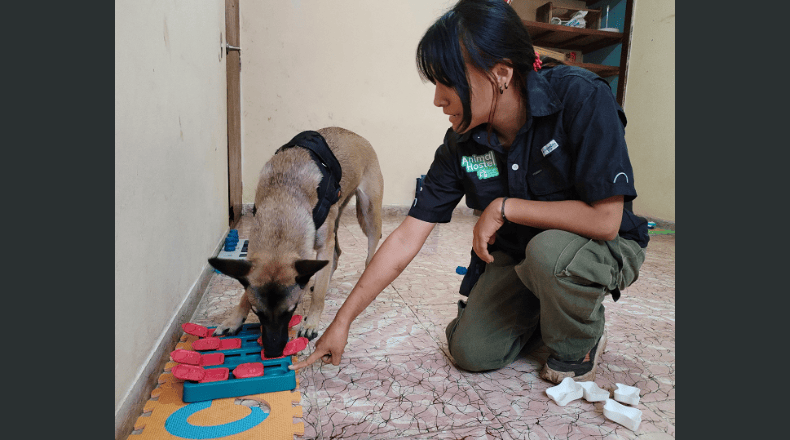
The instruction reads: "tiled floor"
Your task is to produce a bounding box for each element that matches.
[191,208,675,439]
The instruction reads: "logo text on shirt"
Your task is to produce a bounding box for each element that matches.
[541,139,559,156]
[461,151,499,180]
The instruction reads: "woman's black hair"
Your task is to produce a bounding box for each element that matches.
[416,0,541,133]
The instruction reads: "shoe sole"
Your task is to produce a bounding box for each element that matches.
[540,330,607,384]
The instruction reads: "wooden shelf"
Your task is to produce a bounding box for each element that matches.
[520,0,634,106]
[569,62,620,78]
[523,20,623,54]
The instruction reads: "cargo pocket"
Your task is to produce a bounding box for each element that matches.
[607,238,646,292]
[557,240,616,288]
[555,239,618,319]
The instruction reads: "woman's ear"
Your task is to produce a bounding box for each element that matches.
[492,63,514,89]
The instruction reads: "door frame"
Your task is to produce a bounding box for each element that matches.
[225,0,242,226]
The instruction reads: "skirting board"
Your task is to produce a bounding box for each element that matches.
[114,235,226,440]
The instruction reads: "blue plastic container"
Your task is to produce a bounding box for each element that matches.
[181,323,298,403]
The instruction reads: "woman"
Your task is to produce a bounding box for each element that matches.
[291,0,648,384]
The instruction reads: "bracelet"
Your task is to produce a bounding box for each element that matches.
[501,197,510,224]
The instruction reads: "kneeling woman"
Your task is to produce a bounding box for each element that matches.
[291,0,649,384]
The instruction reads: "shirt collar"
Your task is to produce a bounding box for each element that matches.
[525,69,563,117]
[457,70,563,149]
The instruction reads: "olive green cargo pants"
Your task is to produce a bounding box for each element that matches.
[445,230,646,372]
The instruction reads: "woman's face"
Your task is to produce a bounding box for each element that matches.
[433,64,496,133]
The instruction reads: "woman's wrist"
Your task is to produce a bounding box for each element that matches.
[500,197,510,224]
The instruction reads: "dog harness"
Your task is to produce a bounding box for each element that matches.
[275,131,342,230]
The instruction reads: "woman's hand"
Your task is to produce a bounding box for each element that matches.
[289,318,350,370]
[473,197,507,263]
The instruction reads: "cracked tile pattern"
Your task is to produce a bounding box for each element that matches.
[190,208,675,439]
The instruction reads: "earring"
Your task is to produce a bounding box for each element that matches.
[499,85,504,94]
[504,82,509,90]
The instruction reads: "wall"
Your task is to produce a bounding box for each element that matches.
[623,0,675,222]
[240,0,456,206]
[510,0,587,22]
[114,0,229,436]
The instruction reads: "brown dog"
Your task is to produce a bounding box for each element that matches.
[208,127,383,358]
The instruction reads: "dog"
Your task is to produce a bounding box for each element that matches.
[208,127,383,359]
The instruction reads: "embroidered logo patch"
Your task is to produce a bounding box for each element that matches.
[461,151,499,180]
[541,139,559,156]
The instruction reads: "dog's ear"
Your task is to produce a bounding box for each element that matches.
[208,258,252,287]
[294,259,329,289]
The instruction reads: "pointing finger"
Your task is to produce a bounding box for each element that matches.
[289,348,326,370]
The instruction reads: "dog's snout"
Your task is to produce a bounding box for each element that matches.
[259,323,289,359]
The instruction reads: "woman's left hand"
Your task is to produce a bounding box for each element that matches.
[472,197,507,263]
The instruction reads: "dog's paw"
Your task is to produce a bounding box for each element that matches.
[213,317,246,336]
[297,327,319,341]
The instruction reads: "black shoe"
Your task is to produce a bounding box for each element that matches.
[540,330,607,384]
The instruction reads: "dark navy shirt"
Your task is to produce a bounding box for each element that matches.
[408,65,649,260]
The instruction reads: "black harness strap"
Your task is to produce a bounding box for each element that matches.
[275,131,342,230]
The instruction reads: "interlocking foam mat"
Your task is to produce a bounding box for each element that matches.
[128,332,304,440]
[648,227,675,235]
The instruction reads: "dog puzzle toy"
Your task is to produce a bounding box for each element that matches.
[546,377,583,407]
[170,348,225,367]
[216,230,250,261]
[603,398,642,431]
[233,362,265,378]
[577,381,609,402]
[171,316,307,402]
[261,337,308,360]
[613,383,641,406]
[192,337,243,351]
[225,229,239,251]
[172,364,230,383]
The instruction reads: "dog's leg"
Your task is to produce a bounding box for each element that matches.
[355,185,383,267]
[213,294,251,336]
[331,210,343,273]
[298,214,338,340]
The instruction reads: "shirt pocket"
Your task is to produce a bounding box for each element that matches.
[527,146,575,201]
[464,176,506,211]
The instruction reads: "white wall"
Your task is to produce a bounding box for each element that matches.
[240,0,457,206]
[624,0,675,222]
[240,0,674,223]
[114,0,228,433]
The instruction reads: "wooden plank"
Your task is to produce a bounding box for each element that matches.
[225,0,242,226]
[616,0,634,108]
[524,20,623,54]
[573,62,620,78]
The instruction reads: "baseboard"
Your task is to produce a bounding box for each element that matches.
[114,239,223,440]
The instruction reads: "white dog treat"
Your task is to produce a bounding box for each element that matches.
[546,377,583,407]
[603,399,641,431]
[613,383,641,406]
[577,381,609,402]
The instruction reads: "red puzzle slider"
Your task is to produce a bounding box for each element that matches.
[171,364,230,383]
[289,314,303,328]
[192,337,242,351]
[170,348,225,367]
[261,337,309,360]
[233,362,264,379]
[182,323,212,338]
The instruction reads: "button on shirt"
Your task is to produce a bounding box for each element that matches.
[408,65,649,260]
